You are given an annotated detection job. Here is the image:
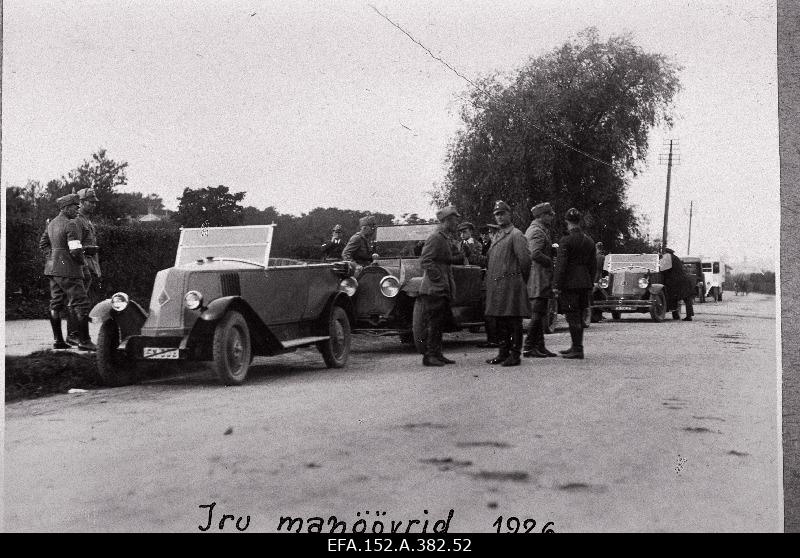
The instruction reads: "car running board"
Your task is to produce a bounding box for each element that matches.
[280,336,330,349]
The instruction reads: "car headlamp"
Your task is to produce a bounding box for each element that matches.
[379,275,400,298]
[111,292,129,311]
[638,277,649,289]
[599,277,609,289]
[338,277,358,297]
[184,290,203,310]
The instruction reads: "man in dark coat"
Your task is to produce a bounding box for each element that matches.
[67,188,101,346]
[522,202,557,358]
[342,216,377,266]
[321,224,345,260]
[469,201,531,366]
[552,208,597,359]
[660,247,695,321]
[418,206,465,366]
[39,193,96,351]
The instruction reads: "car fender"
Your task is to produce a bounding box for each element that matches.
[89,298,148,339]
[317,291,354,332]
[198,296,282,355]
[401,276,423,297]
[648,283,665,296]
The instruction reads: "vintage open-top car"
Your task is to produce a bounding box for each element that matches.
[591,253,670,322]
[350,224,485,352]
[89,225,356,386]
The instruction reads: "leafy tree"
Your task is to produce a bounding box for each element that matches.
[175,185,246,227]
[396,213,437,225]
[63,148,130,221]
[435,28,681,251]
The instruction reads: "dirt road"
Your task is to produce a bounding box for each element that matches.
[4,294,781,532]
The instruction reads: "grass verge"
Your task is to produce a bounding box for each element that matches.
[5,350,100,402]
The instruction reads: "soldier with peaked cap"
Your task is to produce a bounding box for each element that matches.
[38,193,96,351]
[522,202,558,358]
[468,201,531,366]
[552,208,596,359]
[342,215,377,266]
[322,224,346,260]
[457,221,480,263]
[65,188,101,346]
[418,205,466,366]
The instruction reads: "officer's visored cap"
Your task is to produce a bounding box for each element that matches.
[565,207,582,223]
[78,188,99,202]
[57,193,80,209]
[333,224,343,231]
[492,200,511,215]
[457,221,474,231]
[359,215,377,227]
[530,202,555,218]
[436,205,461,221]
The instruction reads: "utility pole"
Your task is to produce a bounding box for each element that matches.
[658,140,680,249]
[687,200,693,254]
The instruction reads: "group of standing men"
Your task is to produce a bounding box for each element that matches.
[418,200,597,367]
[40,189,101,351]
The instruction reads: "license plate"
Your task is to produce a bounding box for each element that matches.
[614,306,634,311]
[143,347,179,359]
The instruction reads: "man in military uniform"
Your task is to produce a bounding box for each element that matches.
[522,202,557,358]
[469,201,531,366]
[321,224,345,260]
[418,206,465,366]
[39,193,97,351]
[552,208,597,359]
[342,215,377,266]
[660,247,695,321]
[457,222,480,259]
[66,188,101,345]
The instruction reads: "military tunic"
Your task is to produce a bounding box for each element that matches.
[342,232,374,266]
[39,212,90,317]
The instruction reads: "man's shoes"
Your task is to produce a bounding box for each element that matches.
[501,354,521,366]
[539,347,557,357]
[436,355,456,364]
[423,356,447,367]
[52,341,71,350]
[561,349,584,359]
[486,355,509,365]
[523,348,549,358]
[78,340,98,352]
[558,347,576,355]
[66,334,80,347]
[682,317,692,321]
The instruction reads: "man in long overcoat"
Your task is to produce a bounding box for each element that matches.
[660,247,696,321]
[342,216,377,266]
[552,208,596,359]
[522,202,557,358]
[418,206,465,366]
[39,193,96,351]
[469,201,531,366]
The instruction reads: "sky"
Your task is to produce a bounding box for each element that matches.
[1,0,779,269]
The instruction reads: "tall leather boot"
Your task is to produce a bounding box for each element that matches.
[561,319,584,359]
[502,318,523,366]
[66,309,80,346]
[486,318,509,364]
[77,314,98,352]
[49,310,70,350]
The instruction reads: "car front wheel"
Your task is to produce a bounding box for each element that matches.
[96,319,139,386]
[650,293,666,322]
[212,310,252,385]
[317,306,351,368]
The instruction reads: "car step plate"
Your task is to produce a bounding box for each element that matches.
[144,347,180,359]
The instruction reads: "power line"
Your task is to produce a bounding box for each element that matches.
[368,4,616,169]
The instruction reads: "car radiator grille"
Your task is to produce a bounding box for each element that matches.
[221,273,241,297]
[611,272,645,297]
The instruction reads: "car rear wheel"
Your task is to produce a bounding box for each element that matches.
[650,293,666,322]
[317,306,351,368]
[412,298,426,354]
[96,319,139,386]
[212,311,252,385]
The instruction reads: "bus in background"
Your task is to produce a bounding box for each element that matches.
[701,257,724,301]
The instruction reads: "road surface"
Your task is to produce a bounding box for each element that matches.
[4,294,781,532]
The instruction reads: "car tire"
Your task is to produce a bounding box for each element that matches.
[212,310,252,386]
[96,319,139,387]
[412,298,427,354]
[650,293,666,322]
[611,311,621,320]
[318,306,351,368]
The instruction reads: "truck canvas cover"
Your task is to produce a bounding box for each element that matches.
[175,225,274,267]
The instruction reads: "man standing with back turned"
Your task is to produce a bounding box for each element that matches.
[418,206,465,366]
[552,208,596,359]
